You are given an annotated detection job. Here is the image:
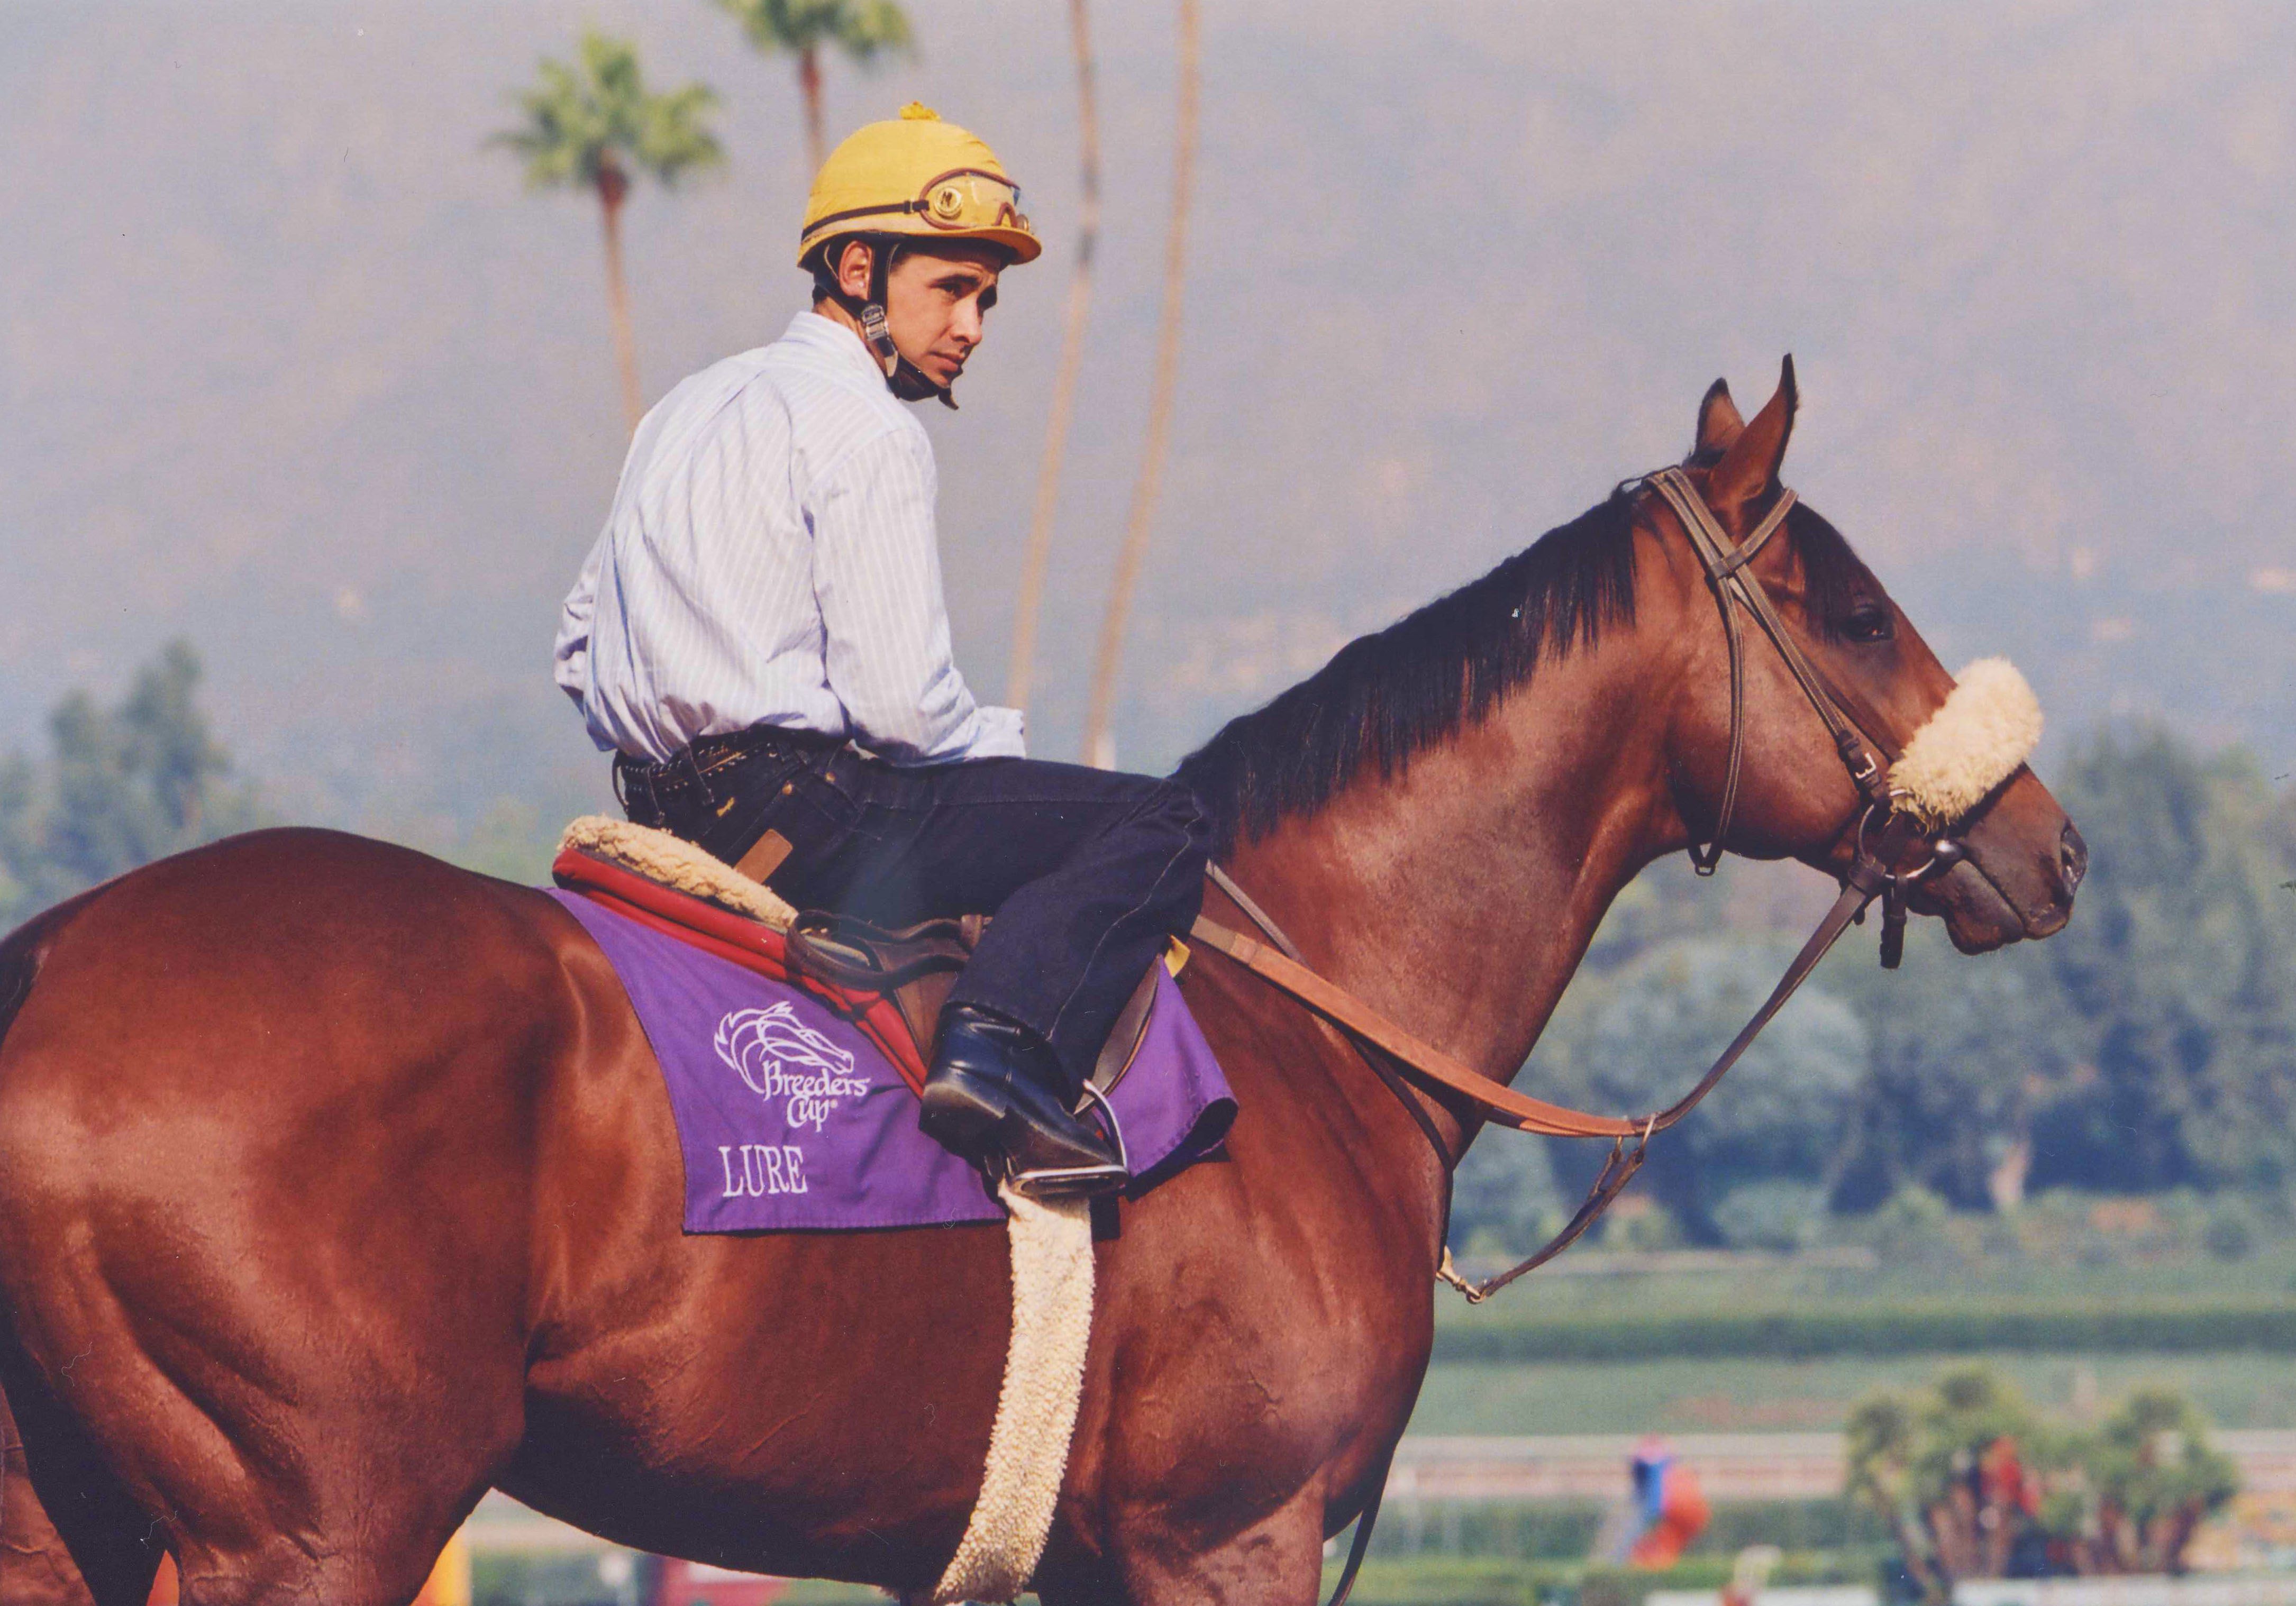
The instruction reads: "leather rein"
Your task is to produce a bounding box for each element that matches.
[1190,466,1966,1304]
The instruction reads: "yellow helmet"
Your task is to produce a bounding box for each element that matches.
[798,103,1042,270]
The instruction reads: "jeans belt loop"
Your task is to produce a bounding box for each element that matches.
[680,744,712,808]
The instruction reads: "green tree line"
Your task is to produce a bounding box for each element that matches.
[0,643,257,926]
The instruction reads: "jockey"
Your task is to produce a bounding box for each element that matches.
[554,105,1209,1198]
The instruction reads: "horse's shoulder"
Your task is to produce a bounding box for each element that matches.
[1177,953,1352,1097]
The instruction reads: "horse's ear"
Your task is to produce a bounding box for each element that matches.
[1692,379,1744,459]
[1705,355,1797,526]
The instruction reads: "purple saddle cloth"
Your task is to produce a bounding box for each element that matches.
[550,891,1236,1231]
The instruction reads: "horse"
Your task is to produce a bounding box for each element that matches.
[0,363,2083,1605]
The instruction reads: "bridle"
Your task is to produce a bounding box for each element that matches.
[1648,468,1883,869]
[1643,466,1964,966]
[1189,465,1974,1306]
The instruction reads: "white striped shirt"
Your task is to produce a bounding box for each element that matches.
[554,311,1025,766]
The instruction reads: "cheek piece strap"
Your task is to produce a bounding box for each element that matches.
[844,239,959,410]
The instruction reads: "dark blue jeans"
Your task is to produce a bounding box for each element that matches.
[618,728,1212,1089]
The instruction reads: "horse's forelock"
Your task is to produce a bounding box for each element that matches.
[1781,503,1886,643]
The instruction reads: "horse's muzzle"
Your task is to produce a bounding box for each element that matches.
[1924,769,2083,951]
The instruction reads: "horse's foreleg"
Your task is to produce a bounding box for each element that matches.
[1078,1490,1328,1606]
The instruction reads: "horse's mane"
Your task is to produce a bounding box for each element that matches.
[1173,481,1875,856]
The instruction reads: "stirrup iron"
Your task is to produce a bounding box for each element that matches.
[1004,1084,1130,1200]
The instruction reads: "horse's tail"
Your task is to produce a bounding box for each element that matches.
[0,930,43,1063]
[0,886,178,1603]
[0,898,90,1310]
[0,891,96,1063]
[0,895,85,1567]
[0,888,110,1279]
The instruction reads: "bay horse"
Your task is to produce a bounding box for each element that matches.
[0,365,2081,1605]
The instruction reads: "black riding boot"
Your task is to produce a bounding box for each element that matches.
[919,1005,1128,1197]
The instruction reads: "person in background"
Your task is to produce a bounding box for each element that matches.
[1621,1435,1711,1567]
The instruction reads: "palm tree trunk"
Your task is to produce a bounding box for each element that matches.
[596,171,643,436]
[799,47,825,175]
[1006,0,1100,714]
[1084,0,1197,769]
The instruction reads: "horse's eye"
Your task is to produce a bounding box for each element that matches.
[1844,603,1894,643]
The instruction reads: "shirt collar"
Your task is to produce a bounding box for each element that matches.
[782,309,889,386]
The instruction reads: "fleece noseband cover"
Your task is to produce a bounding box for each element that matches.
[1888,657,2043,827]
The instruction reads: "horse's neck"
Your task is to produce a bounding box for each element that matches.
[1225,635,1676,1109]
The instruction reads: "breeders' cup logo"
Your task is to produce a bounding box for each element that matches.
[713,1002,870,1132]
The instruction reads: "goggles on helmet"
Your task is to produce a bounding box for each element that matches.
[803,167,1031,254]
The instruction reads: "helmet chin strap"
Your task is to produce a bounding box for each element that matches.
[844,239,959,410]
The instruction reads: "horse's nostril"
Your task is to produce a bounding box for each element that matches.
[2058,823,2088,896]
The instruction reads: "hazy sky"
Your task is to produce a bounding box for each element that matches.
[2,0,2291,835]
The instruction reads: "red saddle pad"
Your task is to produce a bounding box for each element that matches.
[551,848,931,1094]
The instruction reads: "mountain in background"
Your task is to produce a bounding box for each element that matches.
[1,0,2291,837]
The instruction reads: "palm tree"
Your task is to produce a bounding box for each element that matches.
[713,0,914,174]
[1006,0,1100,715]
[1085,0,1199,769]
[494,31,723,435]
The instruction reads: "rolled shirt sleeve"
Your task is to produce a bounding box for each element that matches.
[972,702,1027,758]
[810,425,1025,764]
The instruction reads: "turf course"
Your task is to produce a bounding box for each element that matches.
[1408,1350,2296,1435]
